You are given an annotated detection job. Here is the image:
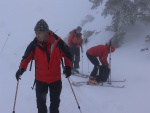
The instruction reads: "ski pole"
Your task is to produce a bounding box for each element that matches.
[87,58,89,73]
[54,29,58,33]
[1,33,10,54]
[68,78,82,113]
[81,46,84,74]
[108,40,112,84]
[12,80,20,113]
[85,43,90,73]
[81,52,83,74]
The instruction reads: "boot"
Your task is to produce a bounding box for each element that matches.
[87,76,98,85]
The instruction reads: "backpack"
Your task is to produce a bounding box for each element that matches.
[96,65,110,82]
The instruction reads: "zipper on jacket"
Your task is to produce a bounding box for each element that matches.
[48,65,50,70]
[36,44,50,70]
[36,44,50,62]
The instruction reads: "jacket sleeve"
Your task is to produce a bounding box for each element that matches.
[20,40,36,70]
[58,39,72,67]
[68,33,73,47]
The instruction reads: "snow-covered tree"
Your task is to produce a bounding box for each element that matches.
[81,15,95,27]
[134,0,150,25]
[102,0,137,47]
[83,30,95,44]
[89,0,103,9]
[89,0,150,47]
[111,31,126,47]
[103,0,137,29]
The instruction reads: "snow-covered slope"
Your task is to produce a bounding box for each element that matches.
[0,1,150,113]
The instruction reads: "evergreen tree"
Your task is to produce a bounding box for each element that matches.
[89,0,150,47]
[81,15,95,27]
[111,31,126,47]
[102,0,136,47]
[83,30,95,44]
[134,0,150,25]
[89,0,103,9]
[102,0,137,29]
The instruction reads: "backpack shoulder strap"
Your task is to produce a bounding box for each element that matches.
[51,31,72,65]
[29,37,37,71]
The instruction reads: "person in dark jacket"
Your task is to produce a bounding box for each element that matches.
[15,19,72,113]
[86,43,115,84]
[67,26,83,72]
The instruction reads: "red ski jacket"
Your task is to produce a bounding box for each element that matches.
[87,44,115,66]
[20,32,72,83]
[68,29,82,48]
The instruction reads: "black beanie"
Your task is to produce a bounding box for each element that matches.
[34,19,49,31]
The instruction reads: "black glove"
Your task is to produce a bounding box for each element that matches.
[16,67,24,81]
[63,66,71,78]
[102,64,109,68]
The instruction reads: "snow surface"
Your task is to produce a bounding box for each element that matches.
[0,0,150,113]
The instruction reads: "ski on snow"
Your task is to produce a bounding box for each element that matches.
[71,73,89,78]
[100,84,125,88]
[107,79,126,82]
[62,72,89,78]
[71,73,126,83]
[72,81,125,88]
[72,72,89,78]
[72,79,126,84]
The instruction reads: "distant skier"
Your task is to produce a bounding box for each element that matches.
[86,43,115,84]
[68,26,83,73]
[15,19,72,113]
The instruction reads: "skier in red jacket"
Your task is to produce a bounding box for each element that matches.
[68,26,83,73]
[86,43,115,84]
[15,19,72,113]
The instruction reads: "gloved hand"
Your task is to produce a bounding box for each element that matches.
[16,67,24,81]
[63,66,71,78]
[102,64,109,68]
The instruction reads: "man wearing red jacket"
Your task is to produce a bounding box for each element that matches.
[86,44,115,84]
[68,26,83,72]
[15,19,72,113]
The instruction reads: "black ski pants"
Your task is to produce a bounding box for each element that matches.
[86,52,100,77]
[70,47,80,69]
[36,80,62,113]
